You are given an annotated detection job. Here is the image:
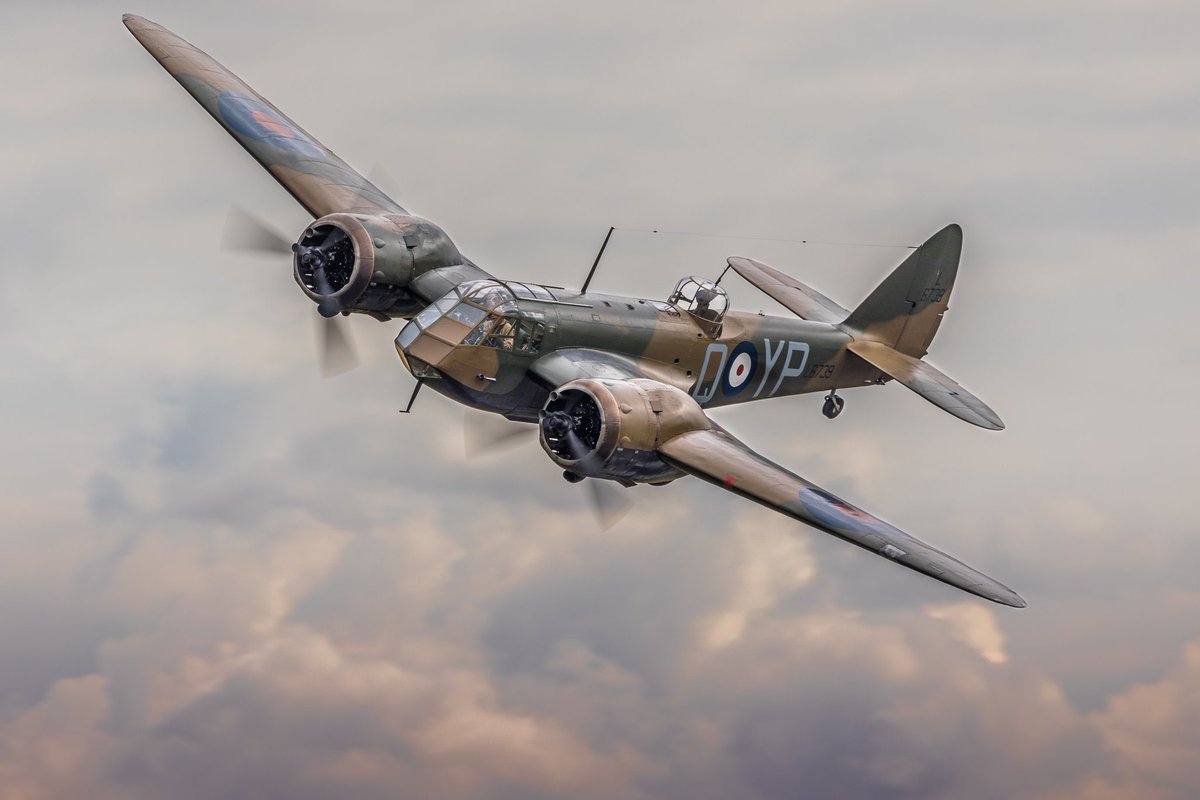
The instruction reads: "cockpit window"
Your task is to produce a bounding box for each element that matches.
[514,311,547,351]
[483,316,518,349]
[507,282,557,302]
[669,276,728,328]
[446,303,487,327]
[414,302,442,329]
[462,281,515,311]
[396,320,421,349]
[454,279,492,298]
[412,291,459,329]
[462,318,490,346]
[395,281,545,356]
[462,308,546,353]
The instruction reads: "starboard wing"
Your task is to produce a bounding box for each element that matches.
[123,14,404,219]
[658,426,1025,607]
[530,348,692,392]
[726,256,849,324]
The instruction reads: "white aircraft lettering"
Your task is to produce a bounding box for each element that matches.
[766,340,810,397]
[753,338,788,399]
[691,343,729,404]
[695,338,812,404]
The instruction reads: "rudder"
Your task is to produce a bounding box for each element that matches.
[842,224,962,358]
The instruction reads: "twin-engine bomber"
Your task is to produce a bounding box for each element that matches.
[124,14,1024,608]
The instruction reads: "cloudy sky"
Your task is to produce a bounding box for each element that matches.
[2,0,1199,797]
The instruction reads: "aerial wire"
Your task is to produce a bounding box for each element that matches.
[579,225,915,293]
[613,226,917,249]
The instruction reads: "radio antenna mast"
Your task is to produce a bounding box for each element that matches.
[580,226,614,294]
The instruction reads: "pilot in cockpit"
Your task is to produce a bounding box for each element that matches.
[692,286,718,320]
[483,313,516,349]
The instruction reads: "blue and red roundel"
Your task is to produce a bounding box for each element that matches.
[797,487,894,537]
[721,341,758,396]
[218,92,325,158]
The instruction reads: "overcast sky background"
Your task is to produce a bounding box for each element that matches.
[2,1,1199,797]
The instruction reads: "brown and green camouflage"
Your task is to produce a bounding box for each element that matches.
[125,15,1022,608]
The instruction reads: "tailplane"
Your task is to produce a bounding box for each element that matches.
[847,340,1004,430]
[841,224,1003,430]
[842,224,961,358]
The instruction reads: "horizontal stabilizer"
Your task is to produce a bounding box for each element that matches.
[727,257,848,324]
[847,340,1004,430]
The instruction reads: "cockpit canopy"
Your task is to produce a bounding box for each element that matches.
[669,276,728,333]
[395,280,548,376]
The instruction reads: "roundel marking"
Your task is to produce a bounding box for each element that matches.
[218,92,325,158]
[721,341,758,395]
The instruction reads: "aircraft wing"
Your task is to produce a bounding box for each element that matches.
[658,425,1025,607]
[123,15,404,219]
[727,256,849,324]
[530,348,692,392]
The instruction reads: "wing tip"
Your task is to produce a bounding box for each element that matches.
[976,401,1006,431]
[974,413,1006,431]
[949,404,1005,430]
[122,14,168,35]
[986,586,1027,608]
[122,14,158,38]
[964,570,1025,608]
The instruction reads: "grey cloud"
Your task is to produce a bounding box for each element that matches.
[1,0,1199,798]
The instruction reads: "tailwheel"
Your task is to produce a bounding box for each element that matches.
[822,391,845,420]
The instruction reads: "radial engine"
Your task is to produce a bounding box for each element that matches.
[291,213,480,320]
[539,378,711,484]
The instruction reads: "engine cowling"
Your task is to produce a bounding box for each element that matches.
[292,213,467,319]
[539,378,711,484]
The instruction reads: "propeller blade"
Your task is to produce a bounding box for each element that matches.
[589,479,633,530]
[565,428,608,475]
[564,428,589,461]
[220,207,355,376]
[464,411,537,459]
[560,427,632,528]
[221,205,293,254]
[304,260,339,318]
[316,313,358,377]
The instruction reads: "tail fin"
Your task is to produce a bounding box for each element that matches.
[842,224,962,358]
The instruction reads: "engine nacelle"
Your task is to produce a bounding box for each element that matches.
[539,378,711,484]
[292,213,471,319]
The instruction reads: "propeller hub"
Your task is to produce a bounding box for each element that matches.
[293,223,356,299]
[297,247,327,271]
[540,389,603,463]
[543,410,574,439]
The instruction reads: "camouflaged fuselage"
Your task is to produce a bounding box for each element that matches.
[417,287,882,421]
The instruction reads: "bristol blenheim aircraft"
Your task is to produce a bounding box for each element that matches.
[124,15,1024,608]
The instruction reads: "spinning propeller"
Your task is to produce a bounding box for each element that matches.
[463,409,634,530]
[221,206,358,376]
